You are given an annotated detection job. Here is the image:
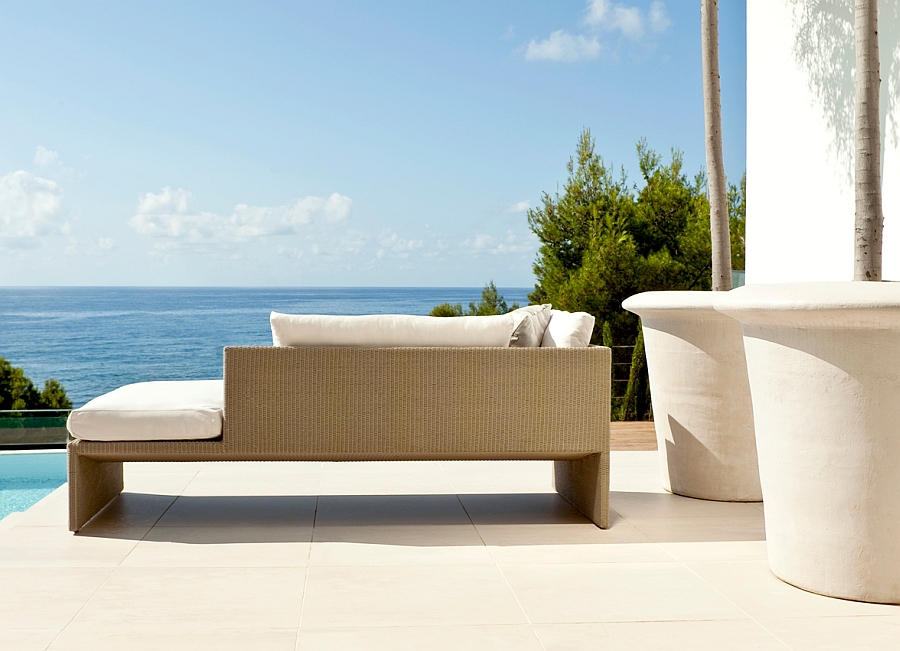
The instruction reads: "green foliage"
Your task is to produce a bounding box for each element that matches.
[601,321,614,348]
[0,358,73,411]
[618,325,651,421]
[430,281,519,317]
[530,131,707,347]
[728,173,747,271]
[527,130,745,419]
[429,303,464,317]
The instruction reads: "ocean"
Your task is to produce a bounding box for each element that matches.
[0,287,532,408]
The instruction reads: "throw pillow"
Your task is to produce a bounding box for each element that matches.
[540,310,595,348]
[509,304,553,347]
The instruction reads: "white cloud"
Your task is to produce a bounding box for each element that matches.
[34,146,60,167]
[462,230,537,256]
[524,1,670,63]
[648,1,671,33]
[525,30,601,62]
[506,200,530,213]
[375,230,424,258]
[129,187,353,247]
[584,0,643,38]
[465,234,496,250]
[0,171,66,247]
[98,237,115,249]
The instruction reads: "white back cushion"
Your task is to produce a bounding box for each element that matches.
[540,310,596,347]
[67,380,223,442]
[271,312,517,348]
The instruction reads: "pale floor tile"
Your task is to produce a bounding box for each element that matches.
[0,525,139,567]
[153,494,316,528]
[0,567,114,629]
[123,471,198,495]
[610,466,669,494]
[611,491,764,521]
[487,542,673,565]
[759,615,900,651]
[659,540,769,562]
[120,526,312,567]
[458,492,594,525]
[627,516,766,543]
[299,564,529,628]
[48,625,298,651]
[460,493,653,545]
[70,567,306,628]
[125,461,207,476]
[312,494,471,527]
[69,493,178,541]
[296,625,544,651]
[12,486,69,527]
[180,475,323,497]
[500,562,747,624]
[188,461,324,476]
[318,461,455,495]
[533,620,789,651]
[686,560,900,619]
[0,628,60,651]
[0,511,24,534]
[610,450,660,468]
[310,525,493,566]
[439,460,556,494]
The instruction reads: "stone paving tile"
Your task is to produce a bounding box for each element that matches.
[3,453,899,651]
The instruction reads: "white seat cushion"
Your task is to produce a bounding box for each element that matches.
[270,312,517,348]
[67,380,223,442]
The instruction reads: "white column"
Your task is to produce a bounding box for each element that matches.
[746,0,900,282]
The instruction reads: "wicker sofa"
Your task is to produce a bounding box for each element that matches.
[68,345,611,531]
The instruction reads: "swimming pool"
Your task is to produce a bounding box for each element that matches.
[0,451,67,520]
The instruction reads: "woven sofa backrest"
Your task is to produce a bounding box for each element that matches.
[222,346,610,459]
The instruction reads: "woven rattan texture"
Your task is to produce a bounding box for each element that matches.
[71,346,610,462]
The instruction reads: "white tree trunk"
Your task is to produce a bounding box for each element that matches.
[854,0,883,281]
[702,0,732,291]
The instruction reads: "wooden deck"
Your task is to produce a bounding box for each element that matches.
[610,421,657,451]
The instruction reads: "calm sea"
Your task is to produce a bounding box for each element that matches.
[0,287,531,408]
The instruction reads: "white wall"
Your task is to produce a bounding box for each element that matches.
[747,0,900,283]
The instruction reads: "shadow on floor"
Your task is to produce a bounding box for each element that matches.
[76,490,765,546]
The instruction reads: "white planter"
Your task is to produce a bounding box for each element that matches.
[717,282,900,604]
[623,291,761,501]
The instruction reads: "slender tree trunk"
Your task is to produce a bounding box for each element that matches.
[702,0,732,291]
[854,0,883,281]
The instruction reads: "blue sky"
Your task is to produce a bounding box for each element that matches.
[0,0,746,287]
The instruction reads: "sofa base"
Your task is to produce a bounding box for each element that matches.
[554,452,610,529]
[68,453,124,532]
[68,450,610,532]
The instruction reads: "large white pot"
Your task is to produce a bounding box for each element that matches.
[623,291,761,501]
[717,282,900,604]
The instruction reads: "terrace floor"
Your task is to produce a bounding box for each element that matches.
[2,425,899,650]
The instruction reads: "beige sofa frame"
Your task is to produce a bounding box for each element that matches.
[68,345,611,532]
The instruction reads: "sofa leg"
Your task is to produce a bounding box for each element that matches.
[554,452,609,529]
[68,450,124,532]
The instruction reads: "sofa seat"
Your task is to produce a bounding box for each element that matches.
[67,380,223,442]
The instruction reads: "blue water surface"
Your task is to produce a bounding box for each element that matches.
[0,287,531,407]
[0,451,67,520]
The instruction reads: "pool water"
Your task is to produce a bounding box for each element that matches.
[0,451,67,520]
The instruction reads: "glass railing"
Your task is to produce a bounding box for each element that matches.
[0,410,71,449]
